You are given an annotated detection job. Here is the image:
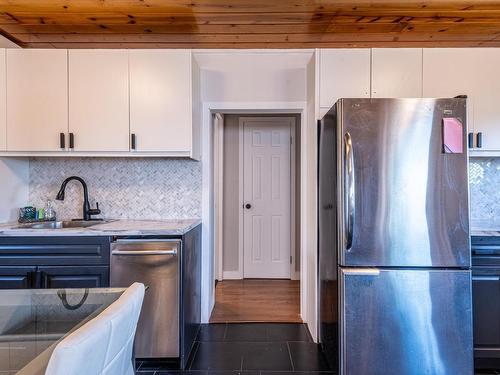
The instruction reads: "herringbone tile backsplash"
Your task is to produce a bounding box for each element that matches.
[29,158,202,220]
[470,157,500,225]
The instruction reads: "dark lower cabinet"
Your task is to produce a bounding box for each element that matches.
[472,236,500,369]
[473,266,500,368]
[39,266,109,288]
[0,236,111,290]
[0,266,36,289]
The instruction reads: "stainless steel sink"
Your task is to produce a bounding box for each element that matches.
[14,220,111,230]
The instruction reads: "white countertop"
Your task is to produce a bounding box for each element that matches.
[0,219,201,237]
[471,219,500,236]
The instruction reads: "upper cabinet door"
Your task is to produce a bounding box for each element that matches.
[69,50,129,152]
[319,49,371,110]
[423,48,477,98]
[6,49,68,152]
[372,48,423,98]
[129,50,191,152]
[424,48,500,151]
[0,49,5,151]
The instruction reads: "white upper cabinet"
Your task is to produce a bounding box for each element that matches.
[0,49,5,151]
[423,48,500,151]
[129,50,192,153]
[6,49,68,152]
[372,48,423,98]
[69,50,129,152]
[319,49,371,111]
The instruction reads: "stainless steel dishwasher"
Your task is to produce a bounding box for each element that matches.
[110,239,181,359]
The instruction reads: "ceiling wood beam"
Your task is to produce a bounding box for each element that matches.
[2,1,500,48]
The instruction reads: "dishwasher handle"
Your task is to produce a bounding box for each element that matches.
[111,239,180,256]
[111,249,177,256]
[114,239,181,244]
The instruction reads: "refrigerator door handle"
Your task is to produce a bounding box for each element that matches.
[344,132,355,250]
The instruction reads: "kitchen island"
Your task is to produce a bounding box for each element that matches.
[0,219,202,370]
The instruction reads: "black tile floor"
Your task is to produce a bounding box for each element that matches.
[136,323,500,375]
[135,323,335,375]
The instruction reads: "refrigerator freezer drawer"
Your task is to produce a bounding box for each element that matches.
[339,267,473,375]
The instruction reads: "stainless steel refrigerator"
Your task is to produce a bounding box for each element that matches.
[318,98,473,375]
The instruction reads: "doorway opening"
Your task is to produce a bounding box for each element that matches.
[211,114,301,323]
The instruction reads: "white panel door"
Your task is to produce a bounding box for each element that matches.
[372,48,423,98]
[242,117,292,279]
[319,49,371,111]
[0,49,5,151]
[6,49,68,151]
[129,50,191,152]
[69,50,129,152]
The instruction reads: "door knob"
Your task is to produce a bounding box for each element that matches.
[245,203,252,209]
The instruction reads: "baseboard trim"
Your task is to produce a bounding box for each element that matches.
[222,271,243,280]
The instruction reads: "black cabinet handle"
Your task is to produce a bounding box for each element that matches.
[32,270,42,289]
[59,133,66,149]
[131,133,136,150]
[477,132,483,148]
[468,133,474,148]
[27,271,35,288]
[69,133,74,149]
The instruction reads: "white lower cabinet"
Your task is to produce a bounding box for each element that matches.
[69,50,130,152]
[6,49,68,152]
[129,50,192,153]
[424,48,500,152]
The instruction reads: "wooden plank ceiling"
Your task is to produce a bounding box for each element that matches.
[1,0,500,48]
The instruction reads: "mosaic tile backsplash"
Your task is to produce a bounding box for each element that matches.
[469,157,500,224]
[25,157,498,224]
[29,158,202,220]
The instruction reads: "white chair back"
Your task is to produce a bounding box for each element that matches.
[45,283,145,375]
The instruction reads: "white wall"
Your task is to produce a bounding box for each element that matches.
[0,158,29,222]
[0,36,19,49]
[221,115,240,274]
[304,52,318,340]
[196,50,309,103]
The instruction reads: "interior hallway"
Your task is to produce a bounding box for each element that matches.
[210,279,301,323]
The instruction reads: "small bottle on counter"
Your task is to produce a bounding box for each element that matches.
[44,200,56,221]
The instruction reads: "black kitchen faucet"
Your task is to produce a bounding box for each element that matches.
[56,176,101,221]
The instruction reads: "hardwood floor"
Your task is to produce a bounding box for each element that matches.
[210,279,301,323]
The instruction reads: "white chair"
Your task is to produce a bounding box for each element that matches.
[45,283,145,375]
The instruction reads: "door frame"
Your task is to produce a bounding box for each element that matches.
[238,116,297,280]
[213,113,224,281]
[201,101,311,333]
